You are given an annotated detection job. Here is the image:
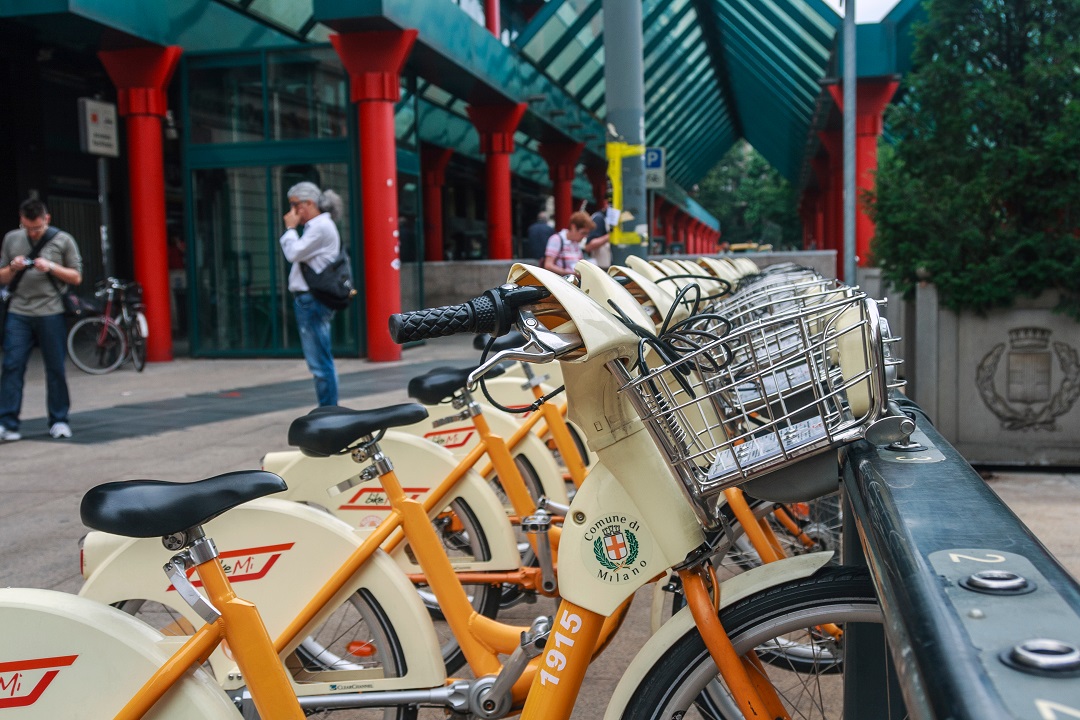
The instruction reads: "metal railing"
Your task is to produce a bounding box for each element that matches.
[841,395,1080,719]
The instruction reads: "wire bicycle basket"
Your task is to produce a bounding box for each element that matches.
[617,290,890,531]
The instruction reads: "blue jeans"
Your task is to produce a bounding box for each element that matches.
[0,312,71,431]
[294,293,338,407]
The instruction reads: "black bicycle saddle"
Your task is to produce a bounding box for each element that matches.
[81,470,286,538]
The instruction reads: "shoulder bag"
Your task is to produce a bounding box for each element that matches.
[301,249,357,311]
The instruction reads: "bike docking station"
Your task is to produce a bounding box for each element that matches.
[840,393,1080,719]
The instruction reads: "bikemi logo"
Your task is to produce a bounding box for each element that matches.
[585,515,649,583]
[0,655,77,708]
[976,327,1080,431]
[423,427,476,449]
[167,543,295,590]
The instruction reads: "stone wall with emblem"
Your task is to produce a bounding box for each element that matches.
[907,285,1079,466]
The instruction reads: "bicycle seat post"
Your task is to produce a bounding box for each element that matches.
[349,429,507,679]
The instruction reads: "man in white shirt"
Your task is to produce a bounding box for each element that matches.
[280,182,343,406]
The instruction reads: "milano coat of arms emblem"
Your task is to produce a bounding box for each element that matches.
[976,327,1080,431]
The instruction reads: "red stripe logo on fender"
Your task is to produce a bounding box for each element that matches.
[167,543,295,590]
[0,655,78,708]
[423,427,476,449]
[339,488,428,511]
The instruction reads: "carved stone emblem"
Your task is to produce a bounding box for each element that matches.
[976,327,1080,431]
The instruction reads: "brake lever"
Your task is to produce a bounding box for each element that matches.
[466,309,583,386]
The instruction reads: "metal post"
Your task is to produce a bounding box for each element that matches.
[843,0,857,283]
[97,156,112,279]
[603,0,647,264]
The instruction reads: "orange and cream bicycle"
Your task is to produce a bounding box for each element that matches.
[1,261,899,719]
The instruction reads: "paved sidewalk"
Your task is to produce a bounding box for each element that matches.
[1,339,1078,719]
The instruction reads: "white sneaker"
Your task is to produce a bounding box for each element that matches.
[0,428,21,441]
[49,422,72,439]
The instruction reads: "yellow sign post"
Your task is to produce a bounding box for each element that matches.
[606,141,645,246]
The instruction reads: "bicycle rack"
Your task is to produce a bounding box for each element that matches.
[842,395,1080,719]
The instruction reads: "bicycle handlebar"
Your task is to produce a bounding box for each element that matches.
[388,284,550,344]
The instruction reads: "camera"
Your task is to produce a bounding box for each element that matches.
[21,257,33,267]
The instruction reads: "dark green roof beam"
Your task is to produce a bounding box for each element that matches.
[0,0,301,51]
[556,30,604,86]
[653,91,731,157]
[643,20,704,92]
[512,0,569,49]
[649,64,719,139]
[646,43,709,107]
[535,0,602,69]
[691,0,743,142]
[642,0,696,58]
[716,5,827,100]
[313,0,608,159]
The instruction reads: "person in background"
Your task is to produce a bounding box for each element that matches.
[0,198,83,441]
[167,231,187,336]
[524,211,554,264]
[585,201,620,270]
[280,181,343,407]
[542,211,596,277]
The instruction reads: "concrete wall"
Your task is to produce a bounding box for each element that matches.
[909,285,1080,466]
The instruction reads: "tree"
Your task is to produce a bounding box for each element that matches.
[696,141,802,249]
[870,0,1080,318]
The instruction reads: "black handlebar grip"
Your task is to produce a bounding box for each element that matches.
[388,294,498,344]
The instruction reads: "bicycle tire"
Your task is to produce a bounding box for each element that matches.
[130,311,148,372]
[666,493,847,675]
[116,588,417,720]
[68,316,127,374]
[405,496,501,674]
[621,566,890,720]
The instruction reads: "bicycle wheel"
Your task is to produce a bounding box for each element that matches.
[720,493,843,574]
[402,496,501,675]
[622,567,891,720]
[116,589,417,720]
[130,311,148,371]
[68,316,126,374]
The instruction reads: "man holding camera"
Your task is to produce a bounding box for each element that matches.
[0,198,82,441]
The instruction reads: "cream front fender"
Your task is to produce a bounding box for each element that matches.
[265,431,520,571]
[78,497,446,692]
[555,444,705,616]
[0,588,239,718]
[604,552,835,720]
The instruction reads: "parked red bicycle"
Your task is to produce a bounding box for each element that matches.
[66,277,148,374]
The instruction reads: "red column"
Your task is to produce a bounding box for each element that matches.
[484,0,500,35]
[421,144,454,262]
[817,131,843,280]
[585,164,608,208]
[799,190,819,250]
[467,103,527,260]
[332,30,417,362]
[662,205,678,251]
[539,142,584,229]
[98,46,182,363]
[650,197,661,245]
[827,80,900,269]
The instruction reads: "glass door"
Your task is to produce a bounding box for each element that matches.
[192,166,273,353]
[190,162,359,356]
